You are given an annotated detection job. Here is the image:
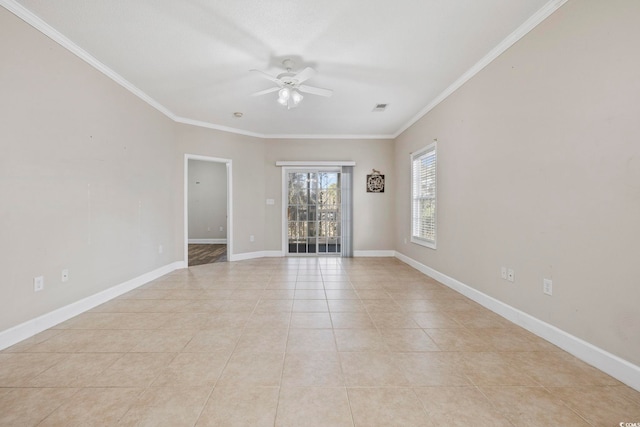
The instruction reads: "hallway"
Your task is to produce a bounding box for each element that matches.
[188,244,227,266]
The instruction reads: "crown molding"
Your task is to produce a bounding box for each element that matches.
[264,133,395,140]
[393,0,569,138]
[2,0,396,141]
[3,0,566,141]
[1,0,177,121]
[175,116,395,140]
[174,116,266,139]
[275,161,356,167]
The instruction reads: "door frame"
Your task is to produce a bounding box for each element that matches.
[281,166,342,256]
[184,154,233,266]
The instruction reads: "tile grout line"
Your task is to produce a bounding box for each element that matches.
[191,267,265,427]
[272,263,298,426]
[339,262,361,427]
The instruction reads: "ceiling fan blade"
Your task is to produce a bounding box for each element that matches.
[249,69,281,84]
[293,67,316,84]
[251,87,280,97]
[298,84,333,97]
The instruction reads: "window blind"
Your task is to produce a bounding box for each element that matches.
[411,142,437,248]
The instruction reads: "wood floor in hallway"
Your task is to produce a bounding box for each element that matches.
[188,244,227,266]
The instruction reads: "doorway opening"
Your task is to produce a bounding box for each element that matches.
[286,169,341,256]
[184,155,232,267]
[188,243,227,266]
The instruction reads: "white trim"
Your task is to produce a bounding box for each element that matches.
[280,166,349,256]
[176,117,395,140]
[410,237,436,249]
[411,142,437,249]
[188,239,227,244]
[227,251,284,262]
[393,0,569,137]
[227,162,234,262]
[276,161,356,167]
[174,117,265,139]
[185,154,233,163]
[282,167,288,256]
[176,118,395,140]
[394,251,640,392]
[354,250,396,257]
[266,134,394,140]
[184,155,233,265]
[0,1,391,141]
[1,0,176,122]
[1,0,565,141]
[0,261,184,351]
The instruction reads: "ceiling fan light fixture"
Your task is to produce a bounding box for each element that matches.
[291,90,303,105]
[251,62,330,110]
[278,87,290,101]
[276,87,303,109]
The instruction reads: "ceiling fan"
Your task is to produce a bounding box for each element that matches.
[250,59,333,109]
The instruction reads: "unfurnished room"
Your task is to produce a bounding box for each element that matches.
[1,0,639,425]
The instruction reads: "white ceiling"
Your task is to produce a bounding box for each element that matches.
[7,0,561,138]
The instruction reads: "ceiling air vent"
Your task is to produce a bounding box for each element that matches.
[372,103,388,112]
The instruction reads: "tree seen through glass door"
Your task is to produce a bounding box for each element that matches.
[287,171,341,254]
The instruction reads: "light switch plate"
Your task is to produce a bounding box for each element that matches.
[34,276,44,292]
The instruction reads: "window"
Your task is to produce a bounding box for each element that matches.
[411,142,437,249]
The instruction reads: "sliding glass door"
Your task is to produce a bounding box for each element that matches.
[287,170,341,255]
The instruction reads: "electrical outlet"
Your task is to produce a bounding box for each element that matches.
[219,226,224,232]
[250,235,255,242]
[507,269,515,282]
[158,245,163,254]
[61,269,69,282]
[543,278,553,295]
[34,276,44,292]
[500,267,507,280]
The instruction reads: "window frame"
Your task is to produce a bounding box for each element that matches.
[410,141,437,249]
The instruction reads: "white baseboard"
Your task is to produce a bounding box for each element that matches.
[263,250,285,258]
[394,251,640,392]
[188,238,227,244]
[228,250,285,261]
[228,251,265,262]
[227,250,393,260]
[354,250,396,257]
[0,261,184,351]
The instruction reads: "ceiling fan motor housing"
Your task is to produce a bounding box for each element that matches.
[277,73,298,85]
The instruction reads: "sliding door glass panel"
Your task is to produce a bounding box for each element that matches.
[287,171,340,255]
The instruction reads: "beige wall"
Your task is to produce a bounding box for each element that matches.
[263,139,395,252]
[174,125,266,256]
[175,133,396,255]
[187,160,227,240]
[0,9,177,331]
[3,0,638,374]
[394,0,640,364]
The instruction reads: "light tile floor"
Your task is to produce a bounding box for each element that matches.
[1,257,640,426]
